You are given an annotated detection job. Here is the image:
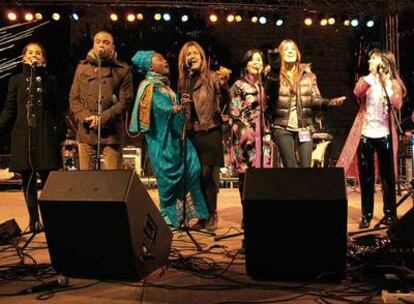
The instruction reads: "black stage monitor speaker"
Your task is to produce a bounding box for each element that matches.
[38,170,172,281]
[243,168,347,280]
[388,207,414,245]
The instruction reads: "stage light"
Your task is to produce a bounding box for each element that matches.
[226,14,235,23]
[7,11,17,21]
[154,13,162,21]
[304,17,313,26]
[209,14,218,23]
[52,13,61,21]
[366,19,375,28]
[251,15,258,23]
[275,18,284,27]
[136,13,144,21]
[163,13,171,21]
[34,13,43,20]
[24,12,34,22]
[259,16,267,24]
[127,13,136,22]
[181,14,189,22]
[342,17,351,26]
[110,13,118,22]
[235,14,242,22]
[328,17,336,25]
[71,12,79,21]
[320,18,328,26]
[351,18,359,27]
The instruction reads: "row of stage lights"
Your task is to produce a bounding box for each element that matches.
[4,10,376,28]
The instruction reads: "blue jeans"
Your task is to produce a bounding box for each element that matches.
[272,128,313,168]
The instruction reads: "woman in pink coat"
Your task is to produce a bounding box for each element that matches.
[337,49,406,229]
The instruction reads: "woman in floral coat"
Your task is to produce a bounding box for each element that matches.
[229,49,266,201]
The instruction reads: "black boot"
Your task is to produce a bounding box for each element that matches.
[359,215,371,229]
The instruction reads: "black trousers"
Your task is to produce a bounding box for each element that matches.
[200,165,220,215]
[19,170,50,226]
[357,136,396,219]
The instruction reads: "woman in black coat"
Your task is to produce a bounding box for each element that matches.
[0,42,67,232]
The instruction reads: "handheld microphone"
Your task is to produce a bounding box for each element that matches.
[185,58,193,69]
[377,64,384,73]
[19,276,70,294]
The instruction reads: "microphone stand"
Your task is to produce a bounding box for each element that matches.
[257,70,265,168]
[178,66,213,252]
[95,55,102,170]
[19,62,43,256]
[373,71,405,228]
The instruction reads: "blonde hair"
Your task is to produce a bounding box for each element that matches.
[178,41,209,91]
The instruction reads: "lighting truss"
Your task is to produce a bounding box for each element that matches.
[4,0,414,15]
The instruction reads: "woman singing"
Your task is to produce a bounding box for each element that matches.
[337,49,406,228]
[0,42,66,232]
[129,50,209,228]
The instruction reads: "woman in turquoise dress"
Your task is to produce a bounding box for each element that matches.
[129,50,209,228]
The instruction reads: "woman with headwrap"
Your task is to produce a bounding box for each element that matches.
[129,50,209,228]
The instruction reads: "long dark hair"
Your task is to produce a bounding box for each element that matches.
[369,48,407,97]
[240,49,264,78]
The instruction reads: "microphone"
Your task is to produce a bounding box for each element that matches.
[30,59,37,68]
[185,58,193,69]
[97,48,105,58]
[377,64,384,73]
[19,276,70,294]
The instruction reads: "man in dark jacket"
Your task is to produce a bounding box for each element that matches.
[70,31,133,170]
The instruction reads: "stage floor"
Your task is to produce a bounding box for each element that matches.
[0,185,413,304]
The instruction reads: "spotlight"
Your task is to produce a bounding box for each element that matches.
[52,13,61,21]
[163,13,171,21]
[154,13,162,21]
[366,19,375,28]
[226,14,235,23]
[71,12,79,21]
[259,16,267,24]
[110,13,118,22]
[304,17,313,26]
[136,13,144,21]
[342,17,351,26]
[34,13,43,20]
[275,18,284,27]
[7,11,17,21]
[235,15,242,22]
[209,14,218,23]
[251,15,258,23]
[24,12,34,22]
[320,18,328,26]
[127,13,136,22]
[328,17,336,25]
[351,18,359,27]
[181,14,189,22]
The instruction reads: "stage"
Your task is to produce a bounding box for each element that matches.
[0,183,413,304]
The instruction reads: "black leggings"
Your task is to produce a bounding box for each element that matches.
[19,170,50,225]
[357,136,396,219]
